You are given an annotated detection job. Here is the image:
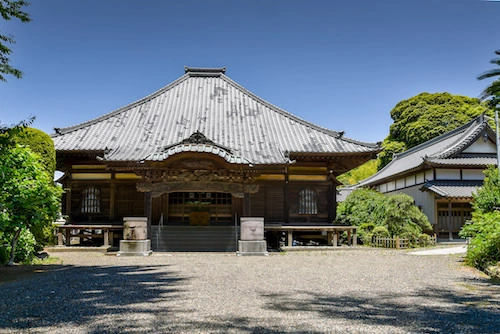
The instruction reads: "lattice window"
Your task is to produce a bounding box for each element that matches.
[81,185,101,213]
[298,188,318,215]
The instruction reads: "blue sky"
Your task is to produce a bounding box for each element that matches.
[1,0,499,143]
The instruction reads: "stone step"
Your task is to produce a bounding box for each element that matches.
[151,226,239,252]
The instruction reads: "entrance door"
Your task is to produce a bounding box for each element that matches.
[167,192,232,225]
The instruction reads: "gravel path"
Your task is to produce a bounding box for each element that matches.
[0,248,499,333]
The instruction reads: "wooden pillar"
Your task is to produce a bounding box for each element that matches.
[243,193,250,217]
[447,200,453,240]
[103,229,109,247]
[109,181,116,222]
[327,172,336,223]
[352,228,357,246]
[145,192,152,239]
[333,232,338,247]
[65,182,72,219]
[287,230,293,246]
[284,173,289,223]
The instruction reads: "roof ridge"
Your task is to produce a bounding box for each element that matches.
[432,117,488,159]
[52,74,192,136]
[392,115,487,160]
[218,73,379,149]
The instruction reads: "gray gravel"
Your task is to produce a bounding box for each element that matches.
[0,248,499,333]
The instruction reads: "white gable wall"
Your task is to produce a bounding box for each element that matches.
[463,138,497,154]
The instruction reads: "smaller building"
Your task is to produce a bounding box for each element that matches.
[357,115,497,239]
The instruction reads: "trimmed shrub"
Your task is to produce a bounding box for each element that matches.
[372,226,390,238]
[14,228,37,264]
[358,222,376,245]
[336,189,433,245]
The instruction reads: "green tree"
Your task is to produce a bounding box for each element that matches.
[0,0,30,82]
[13,127,56,177]
[336,188,386,226]
[0,145,62,265]
[337,189,432,245]
[384,193,433,237]
[376,140,406,171]
[459,166,500,271]
[478,49,500,108]
[337,159,378,185]
[379,92,493,170]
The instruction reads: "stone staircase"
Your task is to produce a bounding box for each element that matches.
[151,225,239,252]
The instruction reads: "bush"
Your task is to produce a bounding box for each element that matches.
[336,189,386,226]
[459,167,500,272]
[337,189,433,243]
[0,232,9,265]
[384,194,433,237]
[460,211,500,270]
[358,222,376,245]
[30,223,57,250]
[372,226,390,238]
[417,233,433,247]
[14,228,37,264]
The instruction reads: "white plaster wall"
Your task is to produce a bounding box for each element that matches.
[436,169,460,180]
[462,169,485,180]
[463,138,496,154]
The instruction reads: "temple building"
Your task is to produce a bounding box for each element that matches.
[52,67,380,251]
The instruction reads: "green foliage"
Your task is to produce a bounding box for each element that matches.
[0,117,34,146]
[0,0,31,82]
[357,222,376,244]
[12,127,56,177]
[459,211,500,270]
[371,226,390,238]
[471,165,500,213]
[460,166,500,271]
[0,228,36,264]
[336,188,386,226]
[0,232,9,264]
[337,160,378,185]
[478,49,500,108]
[377,140,406,171]
[0,145,62,265]
[384,194,433,237]
[337,189,432,245]
[389,93,491,148]
[13,228,36,263]
[378,92,493,169]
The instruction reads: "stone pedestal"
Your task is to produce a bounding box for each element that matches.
[238,217,268,256]
[118,217,152,256]
[238,240,268,256]
[123,217,148,240]
[117,240,152,256]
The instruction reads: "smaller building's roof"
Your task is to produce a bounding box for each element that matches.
[420,181,482,199]
[358,115,496,187]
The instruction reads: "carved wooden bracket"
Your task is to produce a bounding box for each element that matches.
[136,181,259,198]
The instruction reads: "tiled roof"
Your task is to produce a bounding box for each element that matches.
[425,156,497,167]
[51,67,379,164]
[420,181,483,199]
[357,115,496,187]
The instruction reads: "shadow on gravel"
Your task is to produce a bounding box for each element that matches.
[2,263,500,333]
[0,264,187,332]
[262,280,500,333]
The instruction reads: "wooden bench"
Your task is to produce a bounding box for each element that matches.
[57,225,124,247]
[264,225,357,247]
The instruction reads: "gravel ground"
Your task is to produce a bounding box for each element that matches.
[0,248,499,334]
